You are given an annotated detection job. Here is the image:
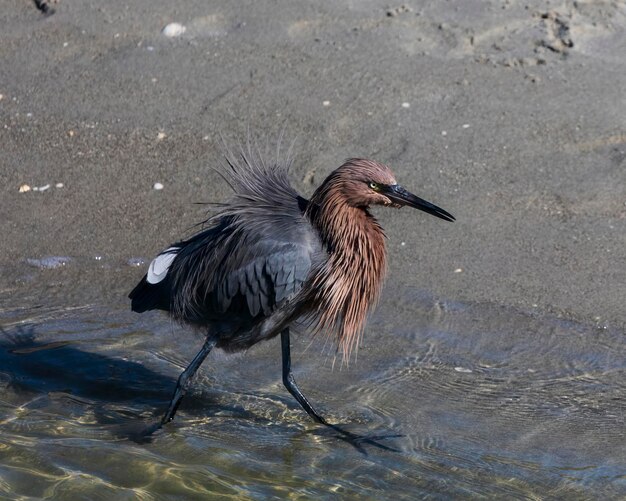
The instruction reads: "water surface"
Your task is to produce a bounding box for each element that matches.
[1,288,624,499]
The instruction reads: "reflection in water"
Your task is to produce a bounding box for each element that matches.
[0,288,624,498]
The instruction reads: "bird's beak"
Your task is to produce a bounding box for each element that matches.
[384,184,455,222]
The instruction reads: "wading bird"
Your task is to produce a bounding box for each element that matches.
[129,147,454,438]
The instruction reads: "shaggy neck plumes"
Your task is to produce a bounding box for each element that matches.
[305,172,387,361]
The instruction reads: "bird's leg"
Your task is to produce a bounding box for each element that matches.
[281,328,329,425]
[161,336,217,425]
[280,328,401,454]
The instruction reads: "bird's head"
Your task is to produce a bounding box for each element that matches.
[333,158,455,222]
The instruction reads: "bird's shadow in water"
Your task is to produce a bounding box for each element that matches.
[0,325,256,442]
[0,325,403,453]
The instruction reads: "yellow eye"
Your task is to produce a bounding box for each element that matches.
[369,182,380,191]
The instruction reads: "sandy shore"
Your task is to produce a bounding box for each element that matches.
[1,0,625,331]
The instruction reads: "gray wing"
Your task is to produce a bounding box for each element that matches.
[215,239,314,318]
[168,212,322,323]
[164,151,323,324]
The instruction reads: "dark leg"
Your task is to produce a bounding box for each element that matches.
[161,336,217,425]
[280,328,401,454]
[281,328,328,425]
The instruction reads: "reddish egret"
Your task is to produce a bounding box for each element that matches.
[129,149,454,436]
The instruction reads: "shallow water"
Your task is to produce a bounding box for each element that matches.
[1,288,624,499]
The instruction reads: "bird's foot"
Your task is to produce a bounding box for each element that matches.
[318,421,403,454]
[110,418,164,444]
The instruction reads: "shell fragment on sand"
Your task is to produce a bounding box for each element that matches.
[162,23,186,38]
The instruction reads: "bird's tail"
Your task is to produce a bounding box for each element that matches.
[128,275,171,313]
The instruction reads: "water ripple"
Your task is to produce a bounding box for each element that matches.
[0,293,624,498]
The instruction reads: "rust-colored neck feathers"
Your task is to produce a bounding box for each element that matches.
[305,160,389,360]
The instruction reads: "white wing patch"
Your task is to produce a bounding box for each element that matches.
[147,247,179,284]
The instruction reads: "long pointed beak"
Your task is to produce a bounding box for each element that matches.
[385,184,455,222]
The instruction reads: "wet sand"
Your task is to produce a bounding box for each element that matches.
[2,0,625,330]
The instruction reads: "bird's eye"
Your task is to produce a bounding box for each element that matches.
[369,182,380,191]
